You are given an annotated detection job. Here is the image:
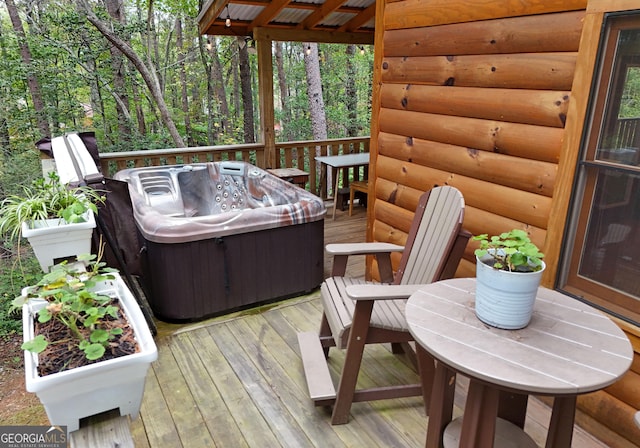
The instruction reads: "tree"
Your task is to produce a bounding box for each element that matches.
[274,41,291,141]
[304,42,327,142]
[238,36,255,143]
[4,0,50,139]
[76,0,185,147]
[199,36,230,144]
[105,0,132,140]
[175,17,192,145]
[345,44,358,137]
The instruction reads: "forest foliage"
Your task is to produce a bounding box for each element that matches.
[0,0,374,194]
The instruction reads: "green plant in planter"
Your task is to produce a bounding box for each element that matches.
[0,171,104,243]
[11,253,122,361]
[473,229,545,272]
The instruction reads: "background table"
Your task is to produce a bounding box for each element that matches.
[315,153,369,219]
[405,278,633,448]
[267,168,309,189]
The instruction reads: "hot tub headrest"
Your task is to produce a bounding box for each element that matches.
[219,161,245,176]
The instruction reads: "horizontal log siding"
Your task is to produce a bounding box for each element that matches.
[378,109,563,163]
[382,53,577,90]
[370,1,639,445]
[384,11,585,56]
[380,85,570,128]
[384,0,586,30]
[378,133,557,197]
[371,5,584,279]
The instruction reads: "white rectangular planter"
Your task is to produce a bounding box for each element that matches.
[22,272,157,432]
[21,212,96,272]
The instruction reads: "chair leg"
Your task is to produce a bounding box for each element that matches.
[319,313,335,358]
[349,186,356,216]
[416,345,435,415]
[331,300,374,425]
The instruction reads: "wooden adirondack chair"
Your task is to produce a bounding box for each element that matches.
[298,186,470,424]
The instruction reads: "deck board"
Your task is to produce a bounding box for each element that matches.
[131,207,609,447]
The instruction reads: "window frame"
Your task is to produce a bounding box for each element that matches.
[558,11,640,326]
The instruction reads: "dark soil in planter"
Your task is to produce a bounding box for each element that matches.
[32,298,139,376]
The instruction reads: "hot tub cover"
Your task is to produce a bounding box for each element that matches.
[115,162,326,243]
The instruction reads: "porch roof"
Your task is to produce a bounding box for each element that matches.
[197,0,375,44]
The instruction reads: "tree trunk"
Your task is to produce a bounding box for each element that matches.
[274,42,291,140]
[304,42,327,142]
[175,17,193,146]
[345,44,358,137]
[232,41,241,130]
[198,38,216,144]
[130,67,147,135]
[77,0,185,147]
[238,37,255,144]
[146,1,163,93]
[105,0,132,141]
[208,37,230,139]
[0,27,12,153]
[5,0,50,139]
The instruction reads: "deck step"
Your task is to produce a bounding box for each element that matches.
[70,409,134,448]
[297,331,337,404]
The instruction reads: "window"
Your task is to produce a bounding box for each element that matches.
[560,13,640,325]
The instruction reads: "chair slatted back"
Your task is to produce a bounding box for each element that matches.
[395,186,465,285]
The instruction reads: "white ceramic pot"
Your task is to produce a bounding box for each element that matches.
[21,212,96,272]
[22,272,157,432]
[474,253,545,330]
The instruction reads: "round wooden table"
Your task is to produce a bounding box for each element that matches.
[405,277,633,448]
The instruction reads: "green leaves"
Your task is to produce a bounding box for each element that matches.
[0,171,105,243]
[79,341,105,361]
[20,257,123,363]
[473,229,545,272]
[22,334,48,354]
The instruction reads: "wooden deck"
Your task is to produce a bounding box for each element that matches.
[124,204,609,447]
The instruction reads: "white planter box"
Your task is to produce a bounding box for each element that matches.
[21,212,96,272]
[22,272,157,432]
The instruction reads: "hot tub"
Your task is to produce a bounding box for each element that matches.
[115,161,326,321]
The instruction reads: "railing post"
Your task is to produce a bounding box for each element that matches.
[255,29,276,169]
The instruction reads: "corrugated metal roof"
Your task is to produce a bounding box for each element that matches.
[344,0,375,8]
[199,0,376,41]
[276,8,315,26]
[321,11,357,28]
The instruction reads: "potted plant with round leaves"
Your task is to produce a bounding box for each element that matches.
[0,171,104,271]
[12,252,157,432]
[473,229,545,329]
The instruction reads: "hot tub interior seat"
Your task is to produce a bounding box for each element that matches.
[133,162,289,218]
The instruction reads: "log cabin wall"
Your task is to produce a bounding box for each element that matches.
[368,2,586,278]
[367,0,640,445]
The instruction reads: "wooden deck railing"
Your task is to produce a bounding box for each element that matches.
[610,117,640,149]
[98,136,370,199]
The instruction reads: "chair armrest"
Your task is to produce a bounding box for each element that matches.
[325,242,404,256]
[345,284,424,301]
[327,243,404,279]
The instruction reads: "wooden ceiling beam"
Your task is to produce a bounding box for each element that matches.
[338,3,376,33]
[198,0,230,35]
[250,0,291,28]
[254,27,373,44]
[297,0,344,30]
